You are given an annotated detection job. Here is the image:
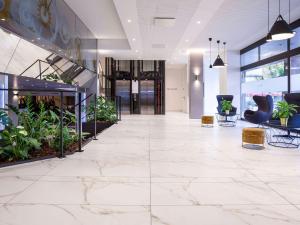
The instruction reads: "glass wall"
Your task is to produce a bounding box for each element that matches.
[291,27,300,50]
[241,48,259,66]
[241,60,287,112]
[291,54,300,92]
[240,19,300,117]
[260,40,287,59]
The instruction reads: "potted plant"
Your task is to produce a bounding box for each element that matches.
[221,99,232,115]
[273,101,297,126]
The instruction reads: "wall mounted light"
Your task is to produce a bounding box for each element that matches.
[194,68,200,81]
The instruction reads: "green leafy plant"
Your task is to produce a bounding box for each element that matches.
[42,73,73,85]
[0,126,41,161]
[273,101,298,119]
[0,110,11,127]
[8,97,50,143]
[42,73,62,82]
[88,97,117,123]
[221,99,232,112]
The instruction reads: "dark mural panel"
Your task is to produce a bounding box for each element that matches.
[0,0,97,72]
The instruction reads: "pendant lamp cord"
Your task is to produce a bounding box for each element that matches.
[209,38,212,67]
[223,42,226,63]
[289,0,291,23]
[279,0,280,15]
[268,0,269,31]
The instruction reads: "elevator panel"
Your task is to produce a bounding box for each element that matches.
[116,80,130,114]
[140,80,154,115]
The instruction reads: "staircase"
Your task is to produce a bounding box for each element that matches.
[20,53,86,85]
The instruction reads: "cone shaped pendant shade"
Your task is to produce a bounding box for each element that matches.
[270,14,295,40]
[213,55,225,68]
[213,40,225,68]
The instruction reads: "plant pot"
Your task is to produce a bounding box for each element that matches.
[225,110,230,115]
[280,117,288,126]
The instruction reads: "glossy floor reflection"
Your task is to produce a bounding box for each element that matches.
[1,113,300,225]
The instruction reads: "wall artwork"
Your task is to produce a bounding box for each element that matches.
[0,0,97,72]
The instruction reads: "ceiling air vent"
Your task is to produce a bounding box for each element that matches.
[153,17,176,27]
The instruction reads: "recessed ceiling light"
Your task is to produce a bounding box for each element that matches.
[132,38,136,41]
[58,49,62,52]
[185,39,189,42]
[37,37,41,40]
[127,19,132,23]
[135,50,139,53]
[196,21,201,24]
[1,18,6,21]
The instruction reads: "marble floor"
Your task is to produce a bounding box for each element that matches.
[1,113,300,225]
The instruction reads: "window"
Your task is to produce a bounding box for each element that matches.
[241,60,287,114]
[243,60,286,83]
[241,48,258,66]
[291,54,300,92]
[291,27,300,50]
[260,40,287,59]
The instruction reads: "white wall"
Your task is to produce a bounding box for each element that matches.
[202,51,241,115]
[226,50,241,114]
[203,53,219,115]
[165,64,188,112]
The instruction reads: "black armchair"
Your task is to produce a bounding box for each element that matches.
[216,95,237,116]
[244,95,273,124]
[284,93,300,128]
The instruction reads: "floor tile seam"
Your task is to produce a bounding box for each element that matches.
[0,203,296,207]
[148,119,152,225]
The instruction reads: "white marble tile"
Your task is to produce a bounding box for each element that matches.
[151,161,258,180]
[0,159,61,177]
[1,113,300,224]
[10,178,150,205]
[47,158,150,178]
[151,181,288,205]
[151,205,300,225]
[267,181,300,205]
[0,176,37,203]
[0,204,150,225]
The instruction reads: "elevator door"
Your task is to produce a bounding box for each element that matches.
[140,80,154,115]
[116,80,130,114]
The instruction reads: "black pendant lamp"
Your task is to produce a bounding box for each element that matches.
[266,0,272,42]
[209,38,213,68]
[269,0,295,41]
[213,40,225,68]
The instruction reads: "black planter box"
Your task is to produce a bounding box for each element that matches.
[82,120,115,138]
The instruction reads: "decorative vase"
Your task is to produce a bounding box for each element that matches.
[280,117,288,126]
[225,110,230,115]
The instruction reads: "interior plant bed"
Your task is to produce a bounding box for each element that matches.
[82,120,115,138]
[0,138,92,168]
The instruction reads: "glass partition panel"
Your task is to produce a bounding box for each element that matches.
[291,54,300,92]
[241,48,259,66]
[260,40,287,59]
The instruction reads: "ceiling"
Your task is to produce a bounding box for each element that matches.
[65,0,300,64]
